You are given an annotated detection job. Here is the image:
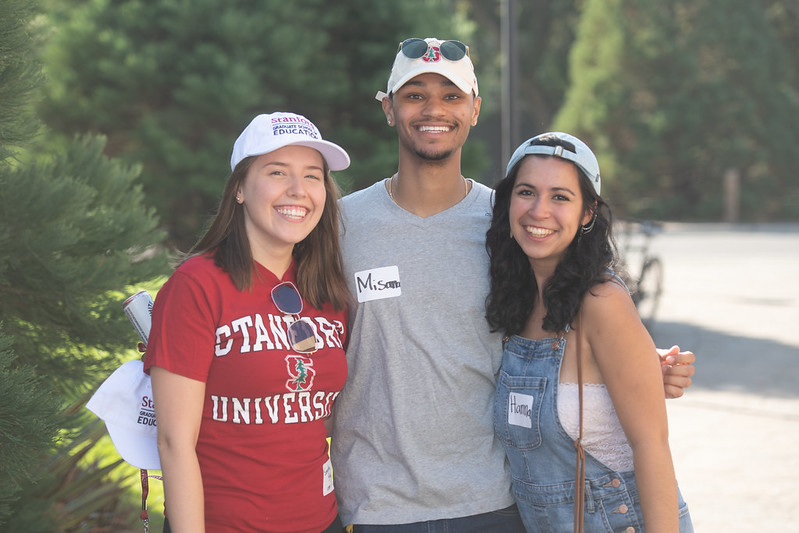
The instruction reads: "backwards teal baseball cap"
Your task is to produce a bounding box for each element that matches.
[507,132,601,195]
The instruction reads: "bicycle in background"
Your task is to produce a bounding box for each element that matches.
[617,219,664,328]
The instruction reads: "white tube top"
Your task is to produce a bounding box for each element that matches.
[557,382,634,472]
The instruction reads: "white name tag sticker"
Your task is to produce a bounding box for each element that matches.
[322,457,334,496]
[354,266,402,303]
[508,392,534,428]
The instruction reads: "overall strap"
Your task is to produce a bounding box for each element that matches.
[573,311,585,533]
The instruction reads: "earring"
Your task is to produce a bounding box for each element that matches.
[581,214,597,235]
[387,118,392,125]
[236,196,242,203]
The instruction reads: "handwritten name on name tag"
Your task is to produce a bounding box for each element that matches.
[354,266,401,303]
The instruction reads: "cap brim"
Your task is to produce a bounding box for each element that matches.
[286,140,351,171]
[105,421,161,470]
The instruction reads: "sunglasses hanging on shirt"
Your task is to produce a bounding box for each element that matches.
[271,281,318,354]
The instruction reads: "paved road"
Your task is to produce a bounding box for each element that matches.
[632,223,799,531]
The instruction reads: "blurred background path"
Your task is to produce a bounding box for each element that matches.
[640,223,799,531]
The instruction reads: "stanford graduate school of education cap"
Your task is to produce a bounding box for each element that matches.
[230,112,351,171]
[86,360,161,470]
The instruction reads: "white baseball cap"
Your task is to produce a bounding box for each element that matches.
[86,360,161,470]
[507,132,601,195]
[230,112,351,171]
[375,37,479,101]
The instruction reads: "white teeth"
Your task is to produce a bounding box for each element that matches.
[418,126,450,133]
[525,227,553,237]
[276,206,307,219]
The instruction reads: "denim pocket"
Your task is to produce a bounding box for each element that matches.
[494,370,546,450]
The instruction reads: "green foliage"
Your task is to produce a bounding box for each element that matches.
[0,134,168,395]
[760,0,799,88]
[39,0,484,248]
[0,0,42,159]
[554,0,799,221]
[0,329,60,523]
[2,415,143,532]
[1,0,169,529]
[470,0,580,135]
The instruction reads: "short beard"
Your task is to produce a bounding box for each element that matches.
[413,146,455,161]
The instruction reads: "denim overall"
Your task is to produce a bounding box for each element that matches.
[494,333,693,532]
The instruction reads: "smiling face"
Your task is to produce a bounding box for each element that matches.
[509,155,593,270]
[236,145,327,265]
[384,72,481,162]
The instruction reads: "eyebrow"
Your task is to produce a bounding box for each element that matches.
[260,160,324,173]
[515,183,577,195]
[401,78,458,89]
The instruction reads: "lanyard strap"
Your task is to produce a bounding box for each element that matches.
[139,469,163,532]
[140,469,150,532]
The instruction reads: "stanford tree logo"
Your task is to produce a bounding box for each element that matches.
[285,355,315,391]
[422,46,441,62]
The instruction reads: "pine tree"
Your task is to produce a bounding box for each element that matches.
[0,0,41,158]
[0,330,59,524]
[0,0,169,528]
[554,0,799,220]
[38,0,477,248]
[0,0,61,522]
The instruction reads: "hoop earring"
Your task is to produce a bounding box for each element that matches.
[581,214,597,235]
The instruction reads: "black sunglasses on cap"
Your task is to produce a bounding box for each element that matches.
[398,38,469,61]
[270,281,317,354]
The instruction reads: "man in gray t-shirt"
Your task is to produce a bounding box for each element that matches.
[330,37,695,531]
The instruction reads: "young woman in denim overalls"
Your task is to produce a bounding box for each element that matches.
[485,133,693,532]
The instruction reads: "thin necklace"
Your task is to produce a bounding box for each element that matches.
[387,174,470,206]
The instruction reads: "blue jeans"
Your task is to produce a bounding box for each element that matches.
[165,513,344,532]
[351,504,525,533]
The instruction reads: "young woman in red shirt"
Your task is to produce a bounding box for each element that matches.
[145,112,351,533]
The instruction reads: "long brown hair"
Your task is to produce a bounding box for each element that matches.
[186,155,351,311]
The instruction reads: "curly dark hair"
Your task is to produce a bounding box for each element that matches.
[485,140,620,337]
